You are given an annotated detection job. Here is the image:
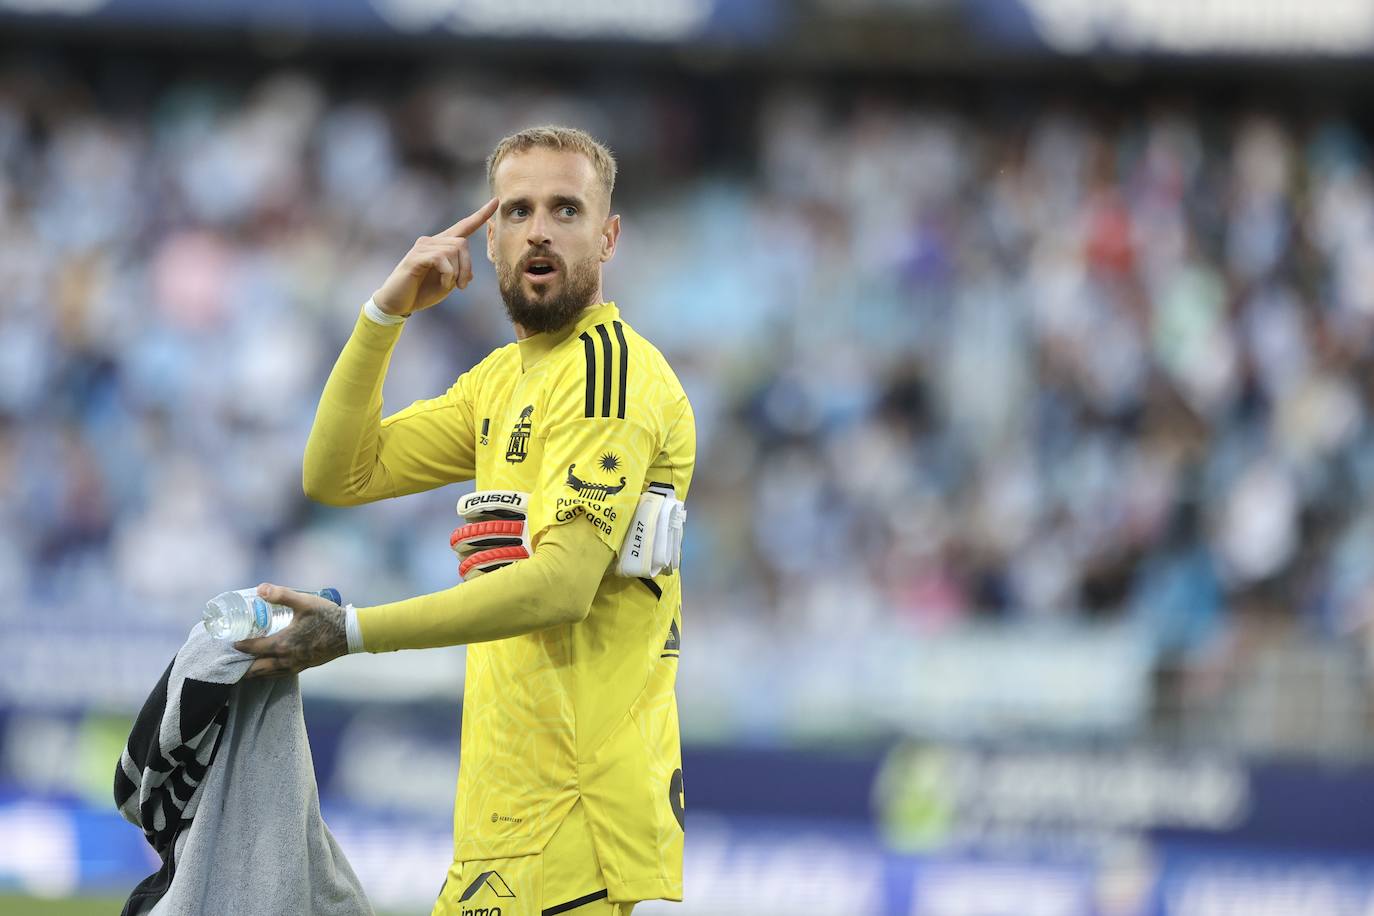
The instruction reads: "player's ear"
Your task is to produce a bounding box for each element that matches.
[486,222,496,263]
[600,213,620,264]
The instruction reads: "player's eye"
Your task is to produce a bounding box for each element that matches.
[558,205,577,218]
[508,206,529,219]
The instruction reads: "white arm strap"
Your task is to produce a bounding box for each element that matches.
[615,488,686,580]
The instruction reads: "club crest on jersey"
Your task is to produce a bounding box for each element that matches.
[566,463,627,501]
[505,405,533,463]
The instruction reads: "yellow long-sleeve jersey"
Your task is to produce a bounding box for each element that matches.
[303,300,695,904]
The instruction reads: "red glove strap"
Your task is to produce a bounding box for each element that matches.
[450,519,526,551]
[459,545,531,578]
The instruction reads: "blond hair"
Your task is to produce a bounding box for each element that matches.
[486,125,617,206]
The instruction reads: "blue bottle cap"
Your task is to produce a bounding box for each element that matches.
[252,597,270,629]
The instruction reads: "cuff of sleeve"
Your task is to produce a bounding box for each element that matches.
[344,603,366,653]
[363,297,407,326]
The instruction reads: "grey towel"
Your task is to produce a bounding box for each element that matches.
[115,622,374,916]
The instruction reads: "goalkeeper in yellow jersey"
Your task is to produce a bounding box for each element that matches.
[234,126,696,916]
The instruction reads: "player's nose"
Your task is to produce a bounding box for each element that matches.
[525,212,552,246]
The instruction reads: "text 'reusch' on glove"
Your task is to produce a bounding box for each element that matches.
[452,490,530,578]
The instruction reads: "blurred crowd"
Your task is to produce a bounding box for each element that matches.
[5,58,1374,741]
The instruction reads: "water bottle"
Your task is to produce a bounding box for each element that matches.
[203,586,343,641]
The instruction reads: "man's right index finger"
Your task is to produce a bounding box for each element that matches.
[440,196,500,238]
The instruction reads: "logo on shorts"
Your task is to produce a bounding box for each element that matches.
[459,869,516,915]
[505,405,533,463]
[566,463,627,501]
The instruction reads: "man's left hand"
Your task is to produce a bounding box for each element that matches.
[234,583,348,680]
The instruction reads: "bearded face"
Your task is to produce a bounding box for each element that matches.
[486,147,620,336]
[495,244,602,334]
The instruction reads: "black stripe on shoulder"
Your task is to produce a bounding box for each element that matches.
[594,323,614,418]
[613,321,629,419]
[542,889,609,916]
[578,331,596,418]
[638,577,663,600]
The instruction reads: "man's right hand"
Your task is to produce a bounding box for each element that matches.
[371,196,500,318]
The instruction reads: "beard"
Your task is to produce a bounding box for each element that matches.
[496,248,601,335]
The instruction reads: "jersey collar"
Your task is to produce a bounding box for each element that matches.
[516,301,620,372]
